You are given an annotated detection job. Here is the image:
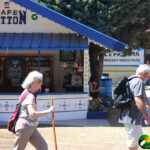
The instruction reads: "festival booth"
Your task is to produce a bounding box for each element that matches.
[0,0,126,124]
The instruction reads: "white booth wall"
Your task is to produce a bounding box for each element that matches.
[0,93,88,123]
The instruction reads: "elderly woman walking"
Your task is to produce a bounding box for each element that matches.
[13,71,55,150]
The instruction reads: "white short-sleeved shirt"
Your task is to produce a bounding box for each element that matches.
[19,89,39,126]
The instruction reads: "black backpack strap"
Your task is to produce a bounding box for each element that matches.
[127,76,139,99]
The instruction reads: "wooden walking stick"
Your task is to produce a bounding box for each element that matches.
[51,98,57,150]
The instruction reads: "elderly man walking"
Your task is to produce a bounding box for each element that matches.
[119,64,150,150]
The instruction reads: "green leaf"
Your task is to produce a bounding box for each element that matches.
[66,4,71,9]
[39,2,47,6]
[56,0,60,5]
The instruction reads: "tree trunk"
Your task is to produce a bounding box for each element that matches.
[89,42,105,88]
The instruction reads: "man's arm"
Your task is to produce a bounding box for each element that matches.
[135,96,150,124]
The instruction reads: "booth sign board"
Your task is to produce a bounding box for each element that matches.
[104,49,144,66]
[0,0,73,33]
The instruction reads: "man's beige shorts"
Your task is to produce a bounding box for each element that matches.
[124,123,143,148]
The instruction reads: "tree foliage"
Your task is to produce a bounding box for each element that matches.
[106,0,150,49]
[37,0,150,49]
[37,0,108,31]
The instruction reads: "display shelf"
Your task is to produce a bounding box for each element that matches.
[0,56,53,93]
[28,56,53,92]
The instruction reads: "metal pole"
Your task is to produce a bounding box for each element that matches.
[38,50,41,93]
[38,50,41,72]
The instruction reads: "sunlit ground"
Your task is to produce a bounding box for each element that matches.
[0,126,148,150]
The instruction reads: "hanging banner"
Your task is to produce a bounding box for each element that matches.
[104,49,144,66]
[84,50,89,92]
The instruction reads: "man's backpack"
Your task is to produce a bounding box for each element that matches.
[113,76,135,110]
[8,91,32,134]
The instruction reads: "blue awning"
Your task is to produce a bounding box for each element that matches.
[0,33,88,50]
[10,0,127,51]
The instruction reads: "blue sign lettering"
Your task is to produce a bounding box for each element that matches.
[19,11,26,24]
[7,16,12,24]
[1,10,6,15]
[1,16,5,24]
[0,10,27,24]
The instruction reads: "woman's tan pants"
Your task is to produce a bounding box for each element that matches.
[13,118,48,150]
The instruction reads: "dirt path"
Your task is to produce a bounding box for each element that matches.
[0,126,147,150]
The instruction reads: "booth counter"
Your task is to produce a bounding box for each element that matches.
[0,92,88,124]
[0,0,126,124]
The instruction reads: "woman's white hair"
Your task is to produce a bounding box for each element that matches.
[136,64,150,75]
[22,71,43,89]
